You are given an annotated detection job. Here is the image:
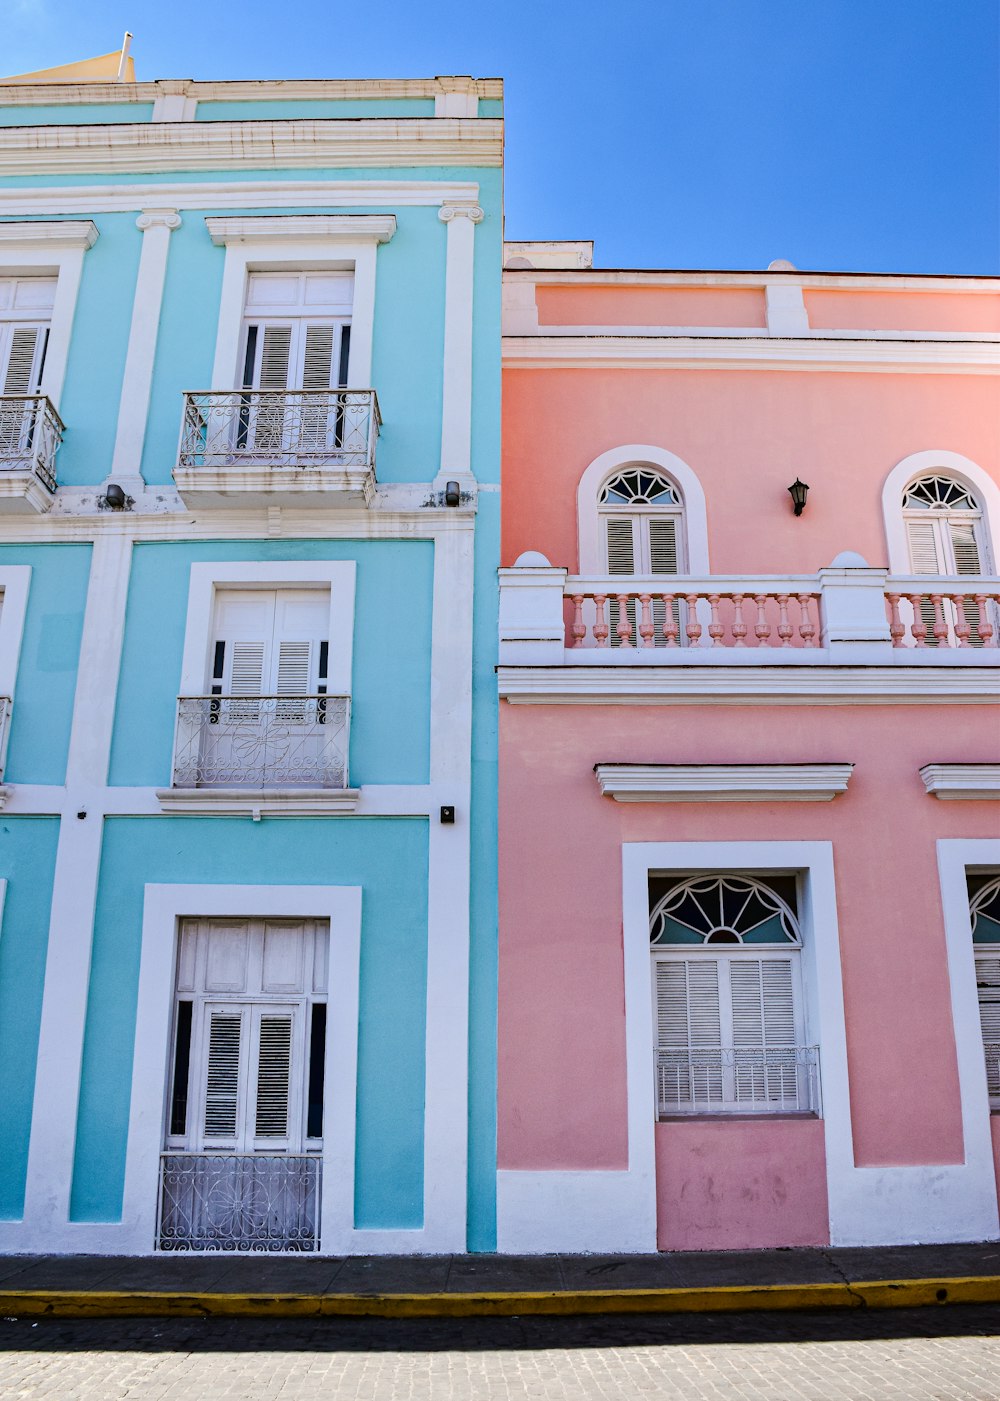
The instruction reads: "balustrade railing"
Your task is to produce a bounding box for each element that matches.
[565,578,822,649]
[656,1046,820,1117]
[884,579,1000,648]
[171,695,350,790]
[158,1153,321,1252]
[0,395,63,491]
[178,389,380,472]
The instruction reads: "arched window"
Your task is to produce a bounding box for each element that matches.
[903,475,989,577]
[598,467,685,576]
[971,875,1000,1107]
[649,875,815,1116]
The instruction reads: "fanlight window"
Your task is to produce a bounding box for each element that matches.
[599,466,685,646]
[971,877,1000,1108]
[903,477,978,513]
[650,876,815,1117]
[903,474,986,577]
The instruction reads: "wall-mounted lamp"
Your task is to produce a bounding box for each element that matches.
[99,482,134,511]
[787,479,809,517]
[444,480,461,508]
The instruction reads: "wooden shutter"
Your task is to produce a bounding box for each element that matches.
[605,517,636,574]
[977,957,1000,1102]
[654,959,723,1109]
[648,517,679,574]
[906,518,943,574]
[729,958,796,1047]
[254,1013,294,1139]
[949,520,982,575]
[203,1010,243,1138]
[301,326,335,390]
[256,326,293,389]
[2,326,44,395]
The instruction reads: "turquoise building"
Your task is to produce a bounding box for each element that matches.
[0,70,501,1254]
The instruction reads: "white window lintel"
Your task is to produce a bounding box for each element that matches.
[596,762,854,803]
[920,764,1000,801]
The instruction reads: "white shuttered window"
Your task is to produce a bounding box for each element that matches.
[166,918,329,1154]
[600,468,684,647]
[903,475,990,644]
[210,589,329,699]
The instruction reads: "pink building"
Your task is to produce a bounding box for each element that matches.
[497,244,1000,1253]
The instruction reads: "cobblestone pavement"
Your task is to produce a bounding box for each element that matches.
[4,1307,1000,1399]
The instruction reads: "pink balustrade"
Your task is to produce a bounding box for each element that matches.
[885,588,1000,648]
[565,587,822,650]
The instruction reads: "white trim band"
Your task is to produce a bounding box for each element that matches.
[920,765,1000,801]
[595,763,854,803]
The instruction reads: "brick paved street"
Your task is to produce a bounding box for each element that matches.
[4,1306,1000,1399]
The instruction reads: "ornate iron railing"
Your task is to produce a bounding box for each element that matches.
[178,389,380,472]
[0,395,63,491]
[158,1153,321,1252]
[172,695,350,790]
[656,1046,820,1117]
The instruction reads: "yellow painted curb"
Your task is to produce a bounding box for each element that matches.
[3,1276,1000,1319]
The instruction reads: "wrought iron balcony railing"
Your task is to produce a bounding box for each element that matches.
[0,395,63,492]
[178,389,380,472]
[656,1045,820,1117]
[171,695,350,790]
[158,1153,321,1252]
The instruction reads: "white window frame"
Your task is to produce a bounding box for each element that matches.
[205,216,396,394]
[0,222,98,408]
[121,884,362,1256]
[576,444,709,575]
[882,449,1000,576]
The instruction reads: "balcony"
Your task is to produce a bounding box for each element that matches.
[656,1046,820,1117]
[173,388,380,509]
[158,1152,321,1253]
[0,395,63,513]
[497,553,1000,704]
[158,694,358,814]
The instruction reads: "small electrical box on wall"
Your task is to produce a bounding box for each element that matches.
[440,806,456,824]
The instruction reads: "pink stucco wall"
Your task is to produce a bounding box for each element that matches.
[803,289,1000,333]
[502,366,999,571]
[498,702,999,1175]
[655,1118,830,1250]
[536,284,767,328]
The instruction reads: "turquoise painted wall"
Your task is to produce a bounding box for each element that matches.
[70,815,428,1227]
[195,101,436,120]
[0,817,60,1219]
[55,212,143,487]
[0,104,153,125]
[108,538,432,788]
[0,544,90,786]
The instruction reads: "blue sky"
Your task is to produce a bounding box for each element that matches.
[5,0,998,274]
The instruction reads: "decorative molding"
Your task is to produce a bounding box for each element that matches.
[502,336,1000,374]
[594,762,854,803]
[0,120,503,177]
[0,473,56,516]
[173,466,377,511]
[156,788,361,815]
[135,209,182,232]
[503,267,1000,294]
[0,180,481,217]
[0,76,503,105]
[0,220,98,250]
[438,203,484,223]
[576,444,710,575]
[920,765,1000,801]
[498,665,1000,705]
[205,214,397,246]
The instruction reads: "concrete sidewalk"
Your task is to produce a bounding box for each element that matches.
[4,1243,1000,1318]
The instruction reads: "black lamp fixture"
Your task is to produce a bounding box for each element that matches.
[787,478,809,517]
[444,480,461,507]
[99,482,134,511]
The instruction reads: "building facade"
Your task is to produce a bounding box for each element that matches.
[498,244,1000,1252]
[0,69,501,1255]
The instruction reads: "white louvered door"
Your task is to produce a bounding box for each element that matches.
[906,515,986,642]
[0,277,54,457]
[604,511,682,646]
[976,955,1000,1104]
[653,953,805,1113]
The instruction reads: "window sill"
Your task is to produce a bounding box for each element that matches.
[156,787,360,816]
[657,1112,821,1124]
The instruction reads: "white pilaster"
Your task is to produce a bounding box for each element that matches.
[21,529,134,1235]
[437,202,483,491]
[108,210,181,487]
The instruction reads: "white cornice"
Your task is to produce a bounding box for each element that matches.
[502,335,1000,373]
[205,214,397,245]
[594,762,854,802]
[920,764,1000,800]
[0,180,480,216]
[503,268,1000,294]
[498,665,1000,705]
[156,787,361,815]
[0,77,503,105]
[0,219,98,249]
[0,119,503,176]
